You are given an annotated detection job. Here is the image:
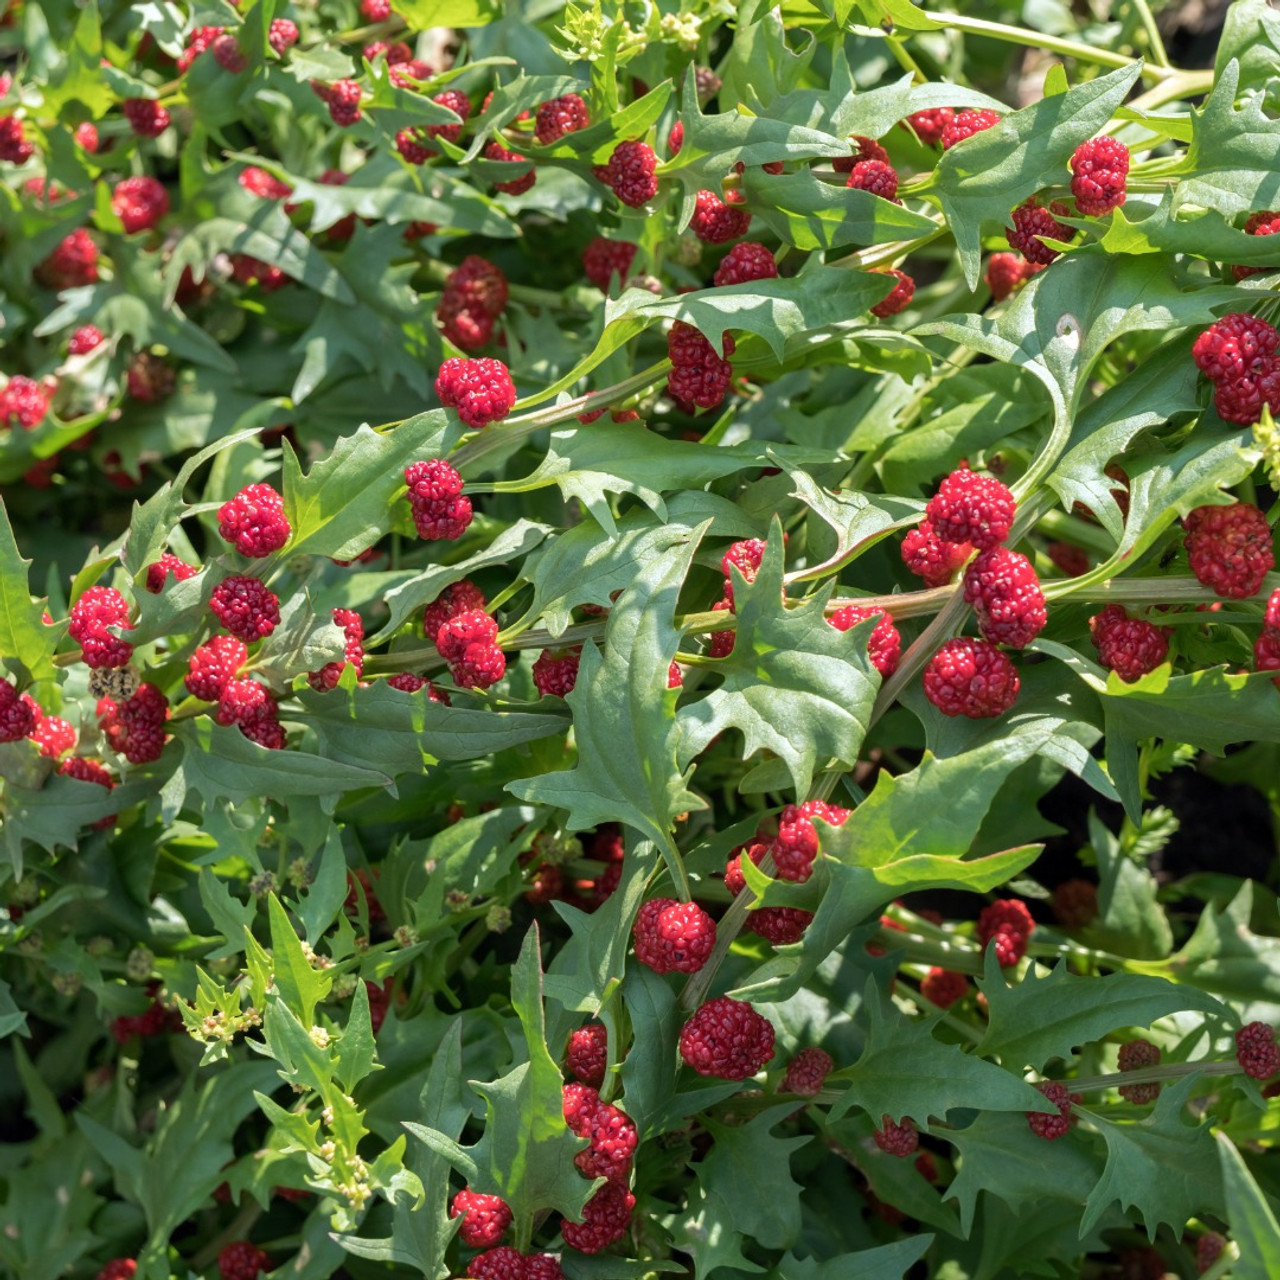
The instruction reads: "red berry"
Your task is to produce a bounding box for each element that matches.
[209,576,281,642]
[748,904,813,944]
[437,255,508,350]
[69,586,134,669]
[846,159,899,201]
[708,597,735,658]
[924,636,1019,719]
[1184,502,1274,598]
[561,1178,635,1254]
[680,995,775,1079]
[920,967,969,1009]
[145,552,199,594]
[984,251,1043,301]
[1192,313,1279,383]
[690,189,751,244]
[633,897,716,974]
[833,135,890,172]
[0,113,34,163]
[535,93,589,144]
[450,1188,513,1248]
[60,756,115,789]
[721,538,766,606]
[901,519,972,586]
[0,376,51,430]
[467,1247,526,1280]
[962,546,1046,648]
[186,635,248,701]
[1027,1081,1079,1140]
[268,18,299,52]
[436,608,498,662]
[178,25,222,71]
[583,237,637,291]
[217,1242,271,1280]
[318,79,362,126]
[69,324,106,355]
[1234,210,1280,280]
[532,648,580,698]
[829,604,901,676]
[1236,1020,1280,1080]
[29,714,75,758]
[667,661,683,689]
[212,34,247,72]
[0,680,35,742]
[668,121,684,155]
[562,1084,637,1179]
[217,483,291,557]
[216,678,272,728]
[435,357,517,429]
[424,579,487,641]
[125,351,175,402]
[666,321,735,410]
[1117,1037,1161,1104]
[1007,199,1071,266]
[239,166,293,200]
[122,98,170,137]
[485,140,537,195]
[782,1047,834,1096]
[562,1080,600,1130]
[925,464,1016,551]
[1070,136,1129,216]
[977,898,1034,966]
[566,1023,608,1087]
[905,108,954,146]
[869,267,914,318]
[873,1116,918,1157]
[112,176,169,234]
[600,140,658,208]
[99,682,168,764]
[525,1256,564,1280]
[95,1262,138,1280]
[1089,604,1169,681]
[37,228,100,290]
[308,607,364,690]
[771,799,850,883]
[1197,1233,1226,1274]
[940,108,999,150]
[713,242,777,287]
[360,0,391,17]
[405,458,473,540]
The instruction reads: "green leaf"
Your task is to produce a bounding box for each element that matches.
[930,62,1143,287]
[394,0,498,29]
[1215,0,1280,90]
[266,893,332,1026]
[777,1236,934,1280]
[335,980,378,1092]
[977,955,1229,1071]
[679,528,879,796]
[0,978,29,1041]
[0,498,56,683]
[1216,1131,1280,1279]
[198,870,257,962]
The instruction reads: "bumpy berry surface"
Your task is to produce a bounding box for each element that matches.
[901,520,972,586]
[869,268,914,318]
[0,113,33,163]
[1183,502,1274,598]
[667,321,735,410]
[0,376,51,430]
[921,967,969,1009]
[535,93,589,144]
[425,580,487,642]
[217,483,291,557]
[925,465,1016,550]
[0,680,35,742]
[873,1116,919,1157]
[321,79,362,126]
[566,1023,608,1087]
[977,898,1035,967]
[267,17,298,51]
[60,757,115,789]
[962,546,1047,648]
[112,176,170,234]
[436,609,499,662]
[532,649,580,698]
[940,108,999,149]
[833,134,890,171]
[437,255,508,349]
[1027,1081,1078,1140]
[30,714,75,758]
[209,577,281,642]
[212,34,247,72]
[405,458,473,540]
[216,1240,270,1280]
[1007,199,1071,265]
[39,228,100,289]
[467,1246,526,1280]
[906,107,954,145]
[714,241,778,287]
[829,604,901,676]
[186,635,248,701]
[70,586,135,669]
[435,357,517,429]
[679,995,776,1079]
[563,1087,637,1179]
[525,1256,565,1280]
[95,1262,138,1280]
[485,141,537,195]
[783,1047,834,1096]
[239,166,292,200]
[1236,1020,1280,1079]
[1196,1233,1226,1274]
[845,159,898,201]
[600,140,658,208]
[721,538,766,604]
[748,904,814,945]
[583,237,637,290]
[1234,211,1280,279]
[690,189,751,244]
[1070,136,1129,215]
[100,683,168,764]
[924,637,1020,718]
[215,678,272,728]
[633,897,717,973]
[450,1188,513,1248]
[984,251,1042,301]
[1191,313,1279,382]
[1117,1038,1161,1104]
[123,98,170,137]
[561,1178,636,1254]
[1089,605,1170,682]
[771,799,850,882]
[68,323,106,355]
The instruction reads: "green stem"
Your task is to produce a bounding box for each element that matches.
[1068,1059,1242,1094]
[1127,0,1171,69]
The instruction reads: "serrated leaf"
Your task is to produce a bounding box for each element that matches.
[1216,1131,1280,1279]
[0,499,56,683]
[267,893,331,1026]
[335,981,377,1092]
[198,870,257,962]
[777,1236,933,1280]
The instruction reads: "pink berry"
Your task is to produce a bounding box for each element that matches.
[29,714,76,758]
[99,683,168,764]
[466,1247,526,1280]
[632,897,717,974]
[111,176,169,234]
[902,519,972,587]
[940,108,999,150]
[69,324,105,355]
[984,251,1042,301]
[771,799,850,883]
[905,108,954,146]
[122,98,169,137]
[873,1116,918,1157]
[424,579,487,642]
[435,357,517,429]
[37,228,100,290]
[869,267,914,318]
[846,159,899,202]
[1192,314,1279,383]
[0,376,52,430]
[95,1261,138,1280]
[209,576,281,642]
[1197,1233,1226,1274]
[268,18,298,53]
[680,995,775,1080]
[599,139,658,208]
[0,113,34,163]
[667,321,735,410]
[1007,198,1072,266]
[404,458,473,540]
[186,635,248,701]
[0,680,36,742]
[566,1023,608,1087]
[1089,605,1169,682]
[484,140,536,196]
[977,898,1034,966]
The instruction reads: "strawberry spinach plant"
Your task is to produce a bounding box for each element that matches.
[3,0,1280,1276]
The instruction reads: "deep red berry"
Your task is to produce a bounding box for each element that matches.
[833,134,890,172]
[1184,502,1274,598]
[962,546,1047,648]
[69,324,105,355]
[749,904,815,945]
[782,1047,834,1096]
[437,255,508,350]
[450,1188,513,1248]
[0,113,33,163]
[212,34,247,72]
[829,604,901,676]
[435,357,517,429]
[1070,136,1129,216]
[100,683,168,764]
[525,1255,564,1280]
[424,579,487,641]
[941,108,999,150]
[1236,1021,1280,1080]
[112,176,169,234]
[0,680,35,743]
[0,376,51,430]
[600,140,658,208]
[846,158,899,201]
[680,996,775,1079]
[69,586,134,669]
[708,597,735,657]
[633,897,716,974]
[238,700,286,749]
[535,93,589,144]
[144,552,199,594]
[395,127,436,166]
[37,228,100,290]
[869,267,914,318]
[29,714,75,758]
[977,898,1035,967]
[217,1241,271,1280]
[905,108,954,146]
[667,321,735,410]
[532,648,580,698]
[436,608,498,662]
[60,756,115,789]
[122,98,170,137]
[1027,1081,1078,1140]
[1089,604,1169,681]
[562,1084,637,1179]
[178,25,222,71]
[186,635,248,701]
[1117,1038,1161,1104]
[713,242,778,287]
[209,576,281,642]
[985,251,1042,301]
[485,140,537,195]
[771,799,850,883]
[1192,313,1279,383]
[95,1261,138,1280]
[466,1247,526,1280]
[1051,878,1098,928]
[1007,199,1071,265]
[217,483,291,557]
[921,967,969,1009]
[566,1023,608,1087]
[405,458,473,540]
[873,1116,919,1157]
[562,1179,635,1254]
[268,18,299,52]
[1233,210,1280,280]
[583,237,637,291]
[923,636,1019,718]
[318,79,362,126]
[667,660,683,688]
[721,538,766,605]
[1197,1233,1226,1274]
[562,1081,600,1131]
[926,464,1016,550]
[901,519,972,586]
[690,189,751,244]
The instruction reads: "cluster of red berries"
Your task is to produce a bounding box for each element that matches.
[438,256,509,350]
[667,321,735,411]
[0,375,52,430]
[679,995,776,1079]
[566,1022,608,1087]
[217,482,291,557]
[1182,500,1274,598]
[561,1083,638,1251]
[535,93,589,145]
[583,237,638,291]
[98,683,169,764]
[1027,1080,1080,1141]
[976,897,1034,967]
[1191,313,1280,425]
[217,1241,271,1280]
[311,78,363,126]
[531,648,580,698]
[596,140,658,208]
[420,582,505,690]
[111,175,169,234]
[466,1246,565,1278]
[1089,604,1170,682]
[632,897,717,973]
[690,189,751,244]
[405,458,473,541]
[436,357,517,429]
[1235,1021,1280,1080]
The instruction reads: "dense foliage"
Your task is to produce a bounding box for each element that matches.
[4,0,1280,1276]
